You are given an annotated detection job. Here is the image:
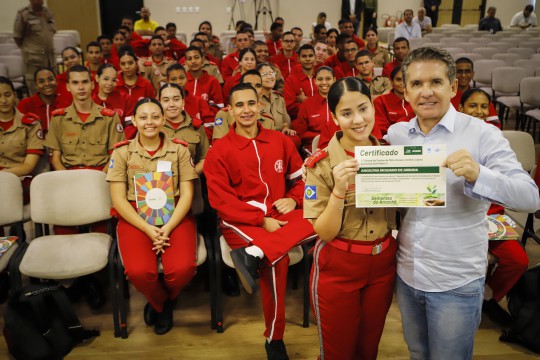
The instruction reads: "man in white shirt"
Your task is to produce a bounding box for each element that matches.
[387,46,540,360]
[510,4,537,29]
[413,7,433,35]
[395,9,422,39]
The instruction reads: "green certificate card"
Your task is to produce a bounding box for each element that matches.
[355,145,446,208]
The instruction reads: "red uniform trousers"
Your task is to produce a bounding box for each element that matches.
[221,208,316,340]
[311,236,397,360]
[117,214,197,312]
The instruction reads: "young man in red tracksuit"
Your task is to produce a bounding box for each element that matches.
[221,31,251,81]
[333,39,359,79]
[204,83,316,360]
[382,37,410,79]
[283,44,317,119]
[266,22,283,57]
[271,32,298,80]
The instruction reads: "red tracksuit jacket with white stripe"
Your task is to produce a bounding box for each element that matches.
[204,123,304,227]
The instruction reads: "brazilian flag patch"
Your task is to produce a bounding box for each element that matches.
[304,185,317,200]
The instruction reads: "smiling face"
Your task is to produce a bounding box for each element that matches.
[315,69,335,97]
[62,49,81,70]
[113,33,126,49]
[391,69,405,96]
[459,92,490,121]
[239,51,256,72]
[35,69,57,97]
[96,67,118,96]
[404,60,457,125]
[133,101,165,140]
[242,74,263,98]
[456,62,474,91]
[254,44,269,62]
[160,86,184,121]
[259,65,276,90]
[333,90,375,146]
[342,22,354,36]
[229,88,260,130]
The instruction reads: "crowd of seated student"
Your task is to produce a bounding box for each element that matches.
[8,8,540,359]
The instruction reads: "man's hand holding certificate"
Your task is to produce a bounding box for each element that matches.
[355,145,446,207]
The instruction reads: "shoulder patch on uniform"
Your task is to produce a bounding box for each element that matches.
[115,123,124,133]
[173,138,189,147]
[214,117,223,126]
[100,107,116,117]
[305,149,328,168]
[21,112,40,125]
[191,116,203,129]
[304,185,317,200]
[114,140,130,148]
[143,60,153,67]
[51,108,66,116]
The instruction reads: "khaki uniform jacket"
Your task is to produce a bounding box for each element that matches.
[137,58,165,92]
[13,5,56,65]
[359,75,392,97]
[185,59,224,84]
[260,91,290,131]
[44,103,125,168]
[369,45,391,68]
[212,108,275,141]
[0,110,43,169]
[162,113,209,164]
[106,134,198,201]
[140,56,177,77]
[304,132,396,241]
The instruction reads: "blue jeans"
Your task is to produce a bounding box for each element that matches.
[396,275,484,360]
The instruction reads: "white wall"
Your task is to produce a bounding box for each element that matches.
[0,0,31,34]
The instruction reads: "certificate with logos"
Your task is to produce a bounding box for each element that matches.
[355,145,446,208]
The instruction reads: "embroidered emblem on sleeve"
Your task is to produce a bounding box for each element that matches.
[304,185,317,200]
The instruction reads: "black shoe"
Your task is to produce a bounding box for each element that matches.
[83,276,105,310]
[483,299,513,327]
[144,303,158,326]
[222,269,240,297]
[265,340,289,360]
[230,248,260,295]
[155,300,174,335]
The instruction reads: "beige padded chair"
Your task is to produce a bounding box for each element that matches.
[492,53,521,67]
[520,77,540,138]
[507,47,536,59]
[472,59,506,92]
[513,59,540,74]
[19,170,113,280]
[492,67,533,128]
[472,47,498,59]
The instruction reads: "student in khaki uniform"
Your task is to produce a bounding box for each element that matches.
[304,77,397,360]
[364,27,391,68]
[13,0,56,95]
[355,50,391,99]
[107,97,198,335]
[213,71,275,141]
[139,36,176,78]
[159,83,209,175]
[257,63,294,134]
[198,21,223,61]
[0,76,44,203]
[45,65,124,172]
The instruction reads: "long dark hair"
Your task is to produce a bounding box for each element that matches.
[327,77,371,114]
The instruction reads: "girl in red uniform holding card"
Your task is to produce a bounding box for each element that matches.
[304,77,397,360]
[107,97,198,335]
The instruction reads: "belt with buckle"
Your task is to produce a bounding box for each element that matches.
[329,233,391,255]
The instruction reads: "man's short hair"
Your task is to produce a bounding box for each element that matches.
[314,24,326,34]
[455,57,474,70]
[393,37,410,48]
[97,34,112,42]
[229,83,258,105]
[67,64,91,82]
[270,22,283,32]
[336,33,351,46]
[390,65,402,80]
[154,26,165,33]
[355,49,372,60]
[297,44,315,55]
[185,45,203,57]
[86,41,102,51]
[166,63,186,78]
[195,32,209,40]
[282,31,294,39]
[166,22,176,30]
[252,40,266,48]
[401,47,456,84]
[291,27,303,34]
[240,69,262,83]
[525,5,534,12]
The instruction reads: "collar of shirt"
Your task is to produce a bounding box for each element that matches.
[228,122,271,149]
[407,104,456,137]
[164,112,193,131]
[64,103,102,124]
[2,110,25,134]
[128,132,175,159]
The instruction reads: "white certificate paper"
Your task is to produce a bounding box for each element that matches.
[355,145,446,207]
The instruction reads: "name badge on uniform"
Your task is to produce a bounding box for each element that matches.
[304,185,317,200]
[157,161,172,172]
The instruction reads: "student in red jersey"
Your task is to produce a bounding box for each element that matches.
[294,66,336,153]
[159,83,208,175]
[193,32,222,68]
[373,66,414,137]
[107,97,198,335]
[198,21,224,61]
[85,41,103,86]
[221,31,251,81]
[98,35,118,68]
[458,88,528,327]
[204,83,316,359]
[120,15,143,43]
[166,64,215,139]
[334,39,359,78]
[314,40,329,66]
[120,25,149,58]
[284,44,317,119]
[340,18,366,49]
[382,37,410,78]
[112,31,127,54]
[304,77,397,360]
[116,48,155,123]
[323,33,351,70]
[326,28,339,56]
[291,27,304,51]
[223,48,257,105]
[57,47,82,104]
[451,57,500,128]
[266,22,283,57]
[271,31,298,80]
[140,35,176,77]
[185,46,224,112]
[188,37,224,84]
[18,67,70,133]
[159,23,187,60]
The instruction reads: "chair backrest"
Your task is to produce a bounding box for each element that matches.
[458,43,479,53]
[501,131,536,173]
[53,34,76,49]
[491,67,530,95]
[0,172,24,226]
[0,55,24,78]
[530,54,540,61]
[52,36,68,56]
[176,32,187,44]
[454,53,483,62]
[387,31,396,48]
[513,59,540,73]
[0,43,17,55]
[473,59,506,85]
[536,67,540,77]
[30,170,111,226]
[469,37,491,45]
[498,38,518,45]
[56,30,80,46]
[424,33,445,42]
[507,47,535,58]
[408,37,426,50]
[443,47,465,59]
[520,77,540,108]
[520,41,540,50]
[488,42,512,52]
[422,42,443,49]
[472,47,498,59]
[440,37,463,46]
[492,53,521,66]
[0,63,7,77]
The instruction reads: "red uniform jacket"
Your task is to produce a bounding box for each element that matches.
[116,73,155,119]
[352,34,366,49]
[222,72,242,106]
[186,71,224,109]
[266,39,282,57]
[323,53,346,69]
[130,38,150,58]
[165,38,187,60]
[333,61,358,79]
[92,90,133,138]
[272,52,298,80]
[17,93,71,133]
[221,52,239,81]
[55,72,73,105]
[382,59,401,79]
[373,90,414,136]
[451,88,501,128]
[184,90,215,140]
[204,123,304,227]
[292,93,331,149]
[283,70,316,119]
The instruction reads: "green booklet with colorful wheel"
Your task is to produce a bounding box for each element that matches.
[487,214,519,241]
[0,236,18,259]
[134,171,175,226]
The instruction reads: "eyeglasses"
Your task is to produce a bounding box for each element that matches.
[261,71,276,77]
